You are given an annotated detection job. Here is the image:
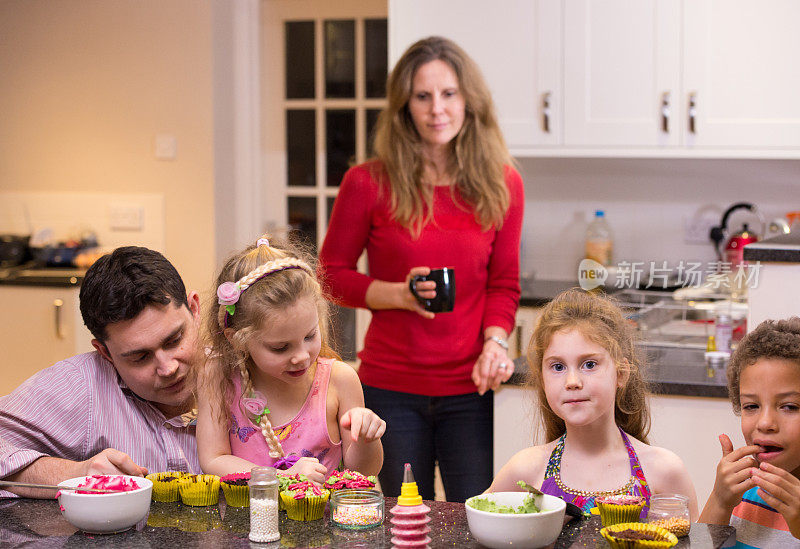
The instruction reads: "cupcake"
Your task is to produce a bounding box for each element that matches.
[596,494,646,527]
[323,469,378,495]
[278,473,308,511]
[601,522,678,549]
[177,474,221,507]
[220,472,250,507]
[280,479,330,521]
[147,472,185,502]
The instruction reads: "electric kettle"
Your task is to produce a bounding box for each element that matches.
[709,202,764,267]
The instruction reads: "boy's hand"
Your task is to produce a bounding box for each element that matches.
[752,462,800,539]
[340,407,386,443]
[285,457,327,485]
[708,435,762,512]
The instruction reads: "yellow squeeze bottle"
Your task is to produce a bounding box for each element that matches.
[389,463,431,548]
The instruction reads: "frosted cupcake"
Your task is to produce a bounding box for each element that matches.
[596,494,646,527]
[278,473,307,511]
[177,474,221,507]
[220,472,250,507]
[147,472,185,502]
[601,522,678,549]
[323,469,378,495]
[280,479,330,521]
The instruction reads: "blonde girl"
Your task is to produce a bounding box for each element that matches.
[489,289,698,519]
[196,237,385,482]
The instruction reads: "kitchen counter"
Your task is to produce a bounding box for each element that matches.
[743,231,800,263]
[519,278,579,307]
[0,496,735,548]
[0,265,85,287]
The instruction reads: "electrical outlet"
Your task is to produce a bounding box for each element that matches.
[110,203,144,231]
[154,134,177,160]
[684,216,718,245]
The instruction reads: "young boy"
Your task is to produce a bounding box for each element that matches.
[699,317,800,546]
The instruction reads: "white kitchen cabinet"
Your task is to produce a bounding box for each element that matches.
[563,0,681,148]
[389,0,562,149]
[683,0,800,149]
[389,0,800,156]
[0,286,93,396]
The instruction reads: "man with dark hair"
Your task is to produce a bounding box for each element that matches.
[0,247,201,497]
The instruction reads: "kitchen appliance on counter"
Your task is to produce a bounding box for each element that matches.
[0,234,30,267]
[709,202,765,267]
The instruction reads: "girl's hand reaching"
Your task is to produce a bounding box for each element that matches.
[700,434,763,524]
[751,461,800,539]
[340,407,386,443]
[285,457,327,485]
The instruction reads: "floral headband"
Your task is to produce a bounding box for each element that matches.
[217,238,313,327]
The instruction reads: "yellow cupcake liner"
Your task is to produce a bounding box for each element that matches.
[221,482,250,507]
[280,491,329,521]
[147,472,185,502]
[598,501,645,527]
[601,522,678,549]
[177,474,221,507]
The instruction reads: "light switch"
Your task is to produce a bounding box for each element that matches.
[155,134,177,160]
[110,203,144,231]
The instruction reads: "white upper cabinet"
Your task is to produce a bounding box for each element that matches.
[389,0,800,156]
[683,0,800,150]
[563,0,681,148]
[389,0,561,149]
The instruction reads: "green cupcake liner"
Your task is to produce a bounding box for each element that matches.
[221,482,250,507]
[280,491,329,521]
[598,501,645,527]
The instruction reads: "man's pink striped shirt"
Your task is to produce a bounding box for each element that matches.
[0,351,199,495]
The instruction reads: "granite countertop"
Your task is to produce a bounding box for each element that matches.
[743,231,800,263]
[0,496,735,548]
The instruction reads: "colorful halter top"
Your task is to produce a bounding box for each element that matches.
[539,427,651,517]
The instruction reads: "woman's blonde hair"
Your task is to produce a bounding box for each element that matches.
[371,36,512,238]
[199,236,337,441]
[526,289,651,443]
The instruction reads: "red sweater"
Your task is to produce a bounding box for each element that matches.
[318,162,523,396]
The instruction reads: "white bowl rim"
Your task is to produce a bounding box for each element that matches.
[57,475,153,497]
[465,492,567,518]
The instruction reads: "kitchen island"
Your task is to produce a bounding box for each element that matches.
[0,496,734,548]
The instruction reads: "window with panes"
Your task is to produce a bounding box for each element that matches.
[283,18,387,361]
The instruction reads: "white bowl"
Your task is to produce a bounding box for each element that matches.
[465,492,567,549]
[57,475,153,534]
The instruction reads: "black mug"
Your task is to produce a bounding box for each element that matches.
[409,267,456,313]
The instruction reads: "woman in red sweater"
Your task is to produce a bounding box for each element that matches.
[318,36,523,502]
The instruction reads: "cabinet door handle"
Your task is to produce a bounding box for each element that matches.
[515,324,523,357]
[541,92,551,133]
[53,299,65,340]
[688,92,697,134]
[661,92,670,133]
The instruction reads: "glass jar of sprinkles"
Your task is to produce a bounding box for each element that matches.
[249,466,280,542]
[330,489,384,530]
[646,494,691,537]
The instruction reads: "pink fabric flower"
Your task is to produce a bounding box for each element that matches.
[242,397,267,417]
[217,281,241,306]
